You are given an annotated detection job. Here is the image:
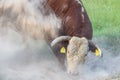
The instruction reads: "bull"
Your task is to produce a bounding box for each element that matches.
[0,0,102,75]
[47,0,102,74]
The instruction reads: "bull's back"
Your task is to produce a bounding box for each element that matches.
[48,0,93,40]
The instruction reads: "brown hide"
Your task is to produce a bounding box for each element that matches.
[47,0,92,40]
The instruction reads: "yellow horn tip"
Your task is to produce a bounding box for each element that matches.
[95,48,101,57]
[60,47,66,54]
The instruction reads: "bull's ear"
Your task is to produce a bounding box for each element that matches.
[88,41,102,57]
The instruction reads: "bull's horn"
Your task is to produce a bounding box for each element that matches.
[51,36,71,47]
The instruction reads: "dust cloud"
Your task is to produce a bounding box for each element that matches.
[0,30,120,80]
[0,0,120,80]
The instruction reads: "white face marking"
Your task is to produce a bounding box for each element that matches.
[67,37,88,75]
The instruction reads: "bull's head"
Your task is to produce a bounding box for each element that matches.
[51,36,102,75]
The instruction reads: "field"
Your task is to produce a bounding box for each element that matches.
[82,0,120,55]
[82,0,120,36]
[82,0,120,79]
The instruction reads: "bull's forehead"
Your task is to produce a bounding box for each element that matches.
[69,37,88,46]
[67,37,88,55]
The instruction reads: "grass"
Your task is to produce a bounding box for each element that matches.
[82,0,120,55]
[82,0,120,37]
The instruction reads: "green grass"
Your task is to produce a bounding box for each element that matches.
[82,0,120,37]
[82,0,120,55]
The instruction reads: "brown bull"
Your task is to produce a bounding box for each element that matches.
[47,0,102,74]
